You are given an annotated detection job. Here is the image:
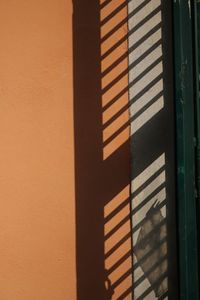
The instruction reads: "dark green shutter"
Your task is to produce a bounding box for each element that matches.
[173,1,199,299]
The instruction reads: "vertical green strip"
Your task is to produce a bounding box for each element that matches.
[173,0,199,299]
[192,0,200,286]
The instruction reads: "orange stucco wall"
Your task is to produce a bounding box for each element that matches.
[0,1,131,299]
[0,1,76,299]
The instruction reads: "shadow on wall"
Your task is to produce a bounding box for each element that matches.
[73,0,178,299]
[73,0,131,299]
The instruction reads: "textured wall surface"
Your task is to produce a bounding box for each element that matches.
[0,1,76,299]
[0,0,133,299]
[73,0,132,299]
[128,0,178,299]
[101,1,132,299]
[128,1,166,299]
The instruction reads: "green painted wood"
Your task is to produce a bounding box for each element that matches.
[173,0,199,299]
[192,0,200,289]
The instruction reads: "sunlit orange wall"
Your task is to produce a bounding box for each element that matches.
[101,1,132,299]
[0,1,76,299]
[0,0,131,299]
